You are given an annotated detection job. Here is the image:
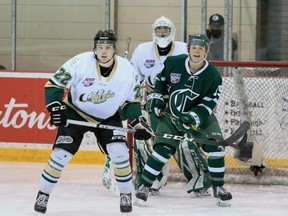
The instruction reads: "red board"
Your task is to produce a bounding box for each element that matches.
[0,73,56,144]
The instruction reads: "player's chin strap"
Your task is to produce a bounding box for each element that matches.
[66,119,250,150]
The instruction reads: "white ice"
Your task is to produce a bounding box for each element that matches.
[1,162,288,216]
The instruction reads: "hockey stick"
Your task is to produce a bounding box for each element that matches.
[66,119,250,150]
[162,112,249,150]
[123,37,131,59]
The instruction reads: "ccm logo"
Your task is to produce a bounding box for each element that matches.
[52,105,66,112]
[111,135,126,140]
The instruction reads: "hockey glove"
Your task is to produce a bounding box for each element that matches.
[130,116,154,140]
[46,101,67,126]
[174,114,196,133]
[146,93,165,118]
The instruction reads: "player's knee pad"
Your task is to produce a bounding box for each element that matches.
[106,142,132,181]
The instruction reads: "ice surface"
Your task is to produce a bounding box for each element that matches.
[0,162,288,216]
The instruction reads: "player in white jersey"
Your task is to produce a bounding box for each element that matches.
[33,29,152,214]
[130,16,211,197]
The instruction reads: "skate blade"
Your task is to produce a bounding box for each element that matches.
[35,212,45,215]
[217,199,232,207]
[133,198,146,207]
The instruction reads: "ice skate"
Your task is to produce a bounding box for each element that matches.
[120,193,132,213]
[213,186,232,207]
[194,188,211,198]
[134,184,149,206]
[34,191,49,214]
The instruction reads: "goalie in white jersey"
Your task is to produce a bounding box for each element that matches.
[33,29,152,214]
[130,16,210,197]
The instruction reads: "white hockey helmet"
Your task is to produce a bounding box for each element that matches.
[152,16,176,48]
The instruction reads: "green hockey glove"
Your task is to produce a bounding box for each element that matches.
[174,114,196,133]
[146,93,165,118]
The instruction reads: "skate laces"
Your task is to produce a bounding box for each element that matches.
[36,194,48,207]
[138,184,148,192]
[120,194,131,205]
[218,186,228,194]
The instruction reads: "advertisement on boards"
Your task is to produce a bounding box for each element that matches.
[0,72,55,144]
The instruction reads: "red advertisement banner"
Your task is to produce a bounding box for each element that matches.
[0,72,56,144]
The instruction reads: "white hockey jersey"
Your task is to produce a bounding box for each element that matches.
[47,51,140,121]
[130,41,187,89]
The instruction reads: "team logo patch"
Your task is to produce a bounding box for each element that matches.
[82,78,95,87]
[170,73,181,83]
[144,60,155,68]
[55,136,73,144]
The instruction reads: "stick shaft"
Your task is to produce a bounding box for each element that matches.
[66,119,249,149]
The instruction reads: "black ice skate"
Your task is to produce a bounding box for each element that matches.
[34,191,50,214]
[134,184,149,206]
[120,193,132,213]
[213,186,232,207]
[136,184,149,201]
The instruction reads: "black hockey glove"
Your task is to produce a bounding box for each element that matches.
[130,116,154,140]
[146,93,165,118]
[174,114,196,133]
[46,101,67,126]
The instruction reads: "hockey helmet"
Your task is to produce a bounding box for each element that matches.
[152,16,176,48]
[188,34,209,51]
[94,29,117,49]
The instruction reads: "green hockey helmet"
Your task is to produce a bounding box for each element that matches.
[188,34,209,51]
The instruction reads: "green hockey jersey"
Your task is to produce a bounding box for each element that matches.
[154,54,222,127]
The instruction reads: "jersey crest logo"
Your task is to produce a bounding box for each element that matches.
[169,89,200,116]
[144,60,155,68]
[82,78,95,87]
[170,73,181,83]
[79,89,115,104]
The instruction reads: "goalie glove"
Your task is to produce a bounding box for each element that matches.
[46,101,67,126]
[174,114,197,133]
[146,93,165,118]
[130,116,154,140]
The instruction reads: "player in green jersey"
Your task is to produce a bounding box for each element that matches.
[135,34,232,207]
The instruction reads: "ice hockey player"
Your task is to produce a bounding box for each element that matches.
[135,33,233,207]
[130,16,210,197]
[33,29,152,214]
[130,15,187,195]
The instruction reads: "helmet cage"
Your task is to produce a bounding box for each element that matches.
[152,16,176,48]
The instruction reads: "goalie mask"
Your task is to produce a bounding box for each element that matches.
[152,16,176,48]
[94,29,117,49]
